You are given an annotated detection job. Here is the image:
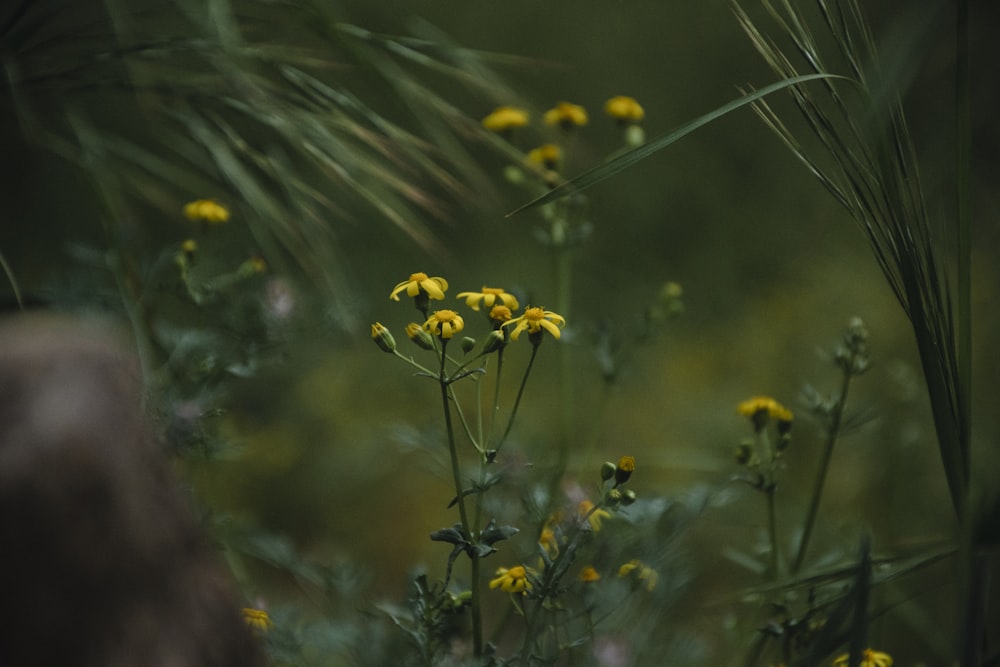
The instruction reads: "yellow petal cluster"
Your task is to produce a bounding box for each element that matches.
[544,101,588,128]
[489,565,533,594]
[526,144,563,169]
[604,95,645,122]
[481,106,530,132]
[832,649,893,667]
[577,499,612,532]
[183,199,230,223]
[504,306,566,341]
[242,608,274,633]
[423,309,465,340]
[456,286,520,312]
[617,559,658,591]
[737,396,793,422]
[389,272,449,301]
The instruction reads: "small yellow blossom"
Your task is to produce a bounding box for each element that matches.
[390,272,449,301]
[539,527,559,558]
[489,565,534,594]
[482,106,530,132]
[504,306,566,341]
[423,309,465,340]
[617,559,658,591]
[457,286,520,312]
[180,239,198,255]
[488,305,513,326]
[544,101,588,128]
[737,396,792,422]
[578,499,612,532]
[579,566,601,583]
[242,607,274,633]
[526,144,563,170]
[615,455,635,485]
[604,96,645,123]
[183,199,230,223]
[832,648,893,667]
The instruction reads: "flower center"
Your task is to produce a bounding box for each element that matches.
[409,272,428,281]
[489,305,512,322]
[433,309,459,322]
[524,307,545,321]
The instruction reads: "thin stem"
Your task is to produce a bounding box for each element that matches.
[766,486,781,579]
[499,342,540,450]
[437,340,481,655]
[792,362,854,573]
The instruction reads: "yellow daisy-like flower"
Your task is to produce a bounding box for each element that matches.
[504,306,566,341]
[578,499,612,532]
[488,305,513,327]
[832,648,893,667]
[481,106,530,132]
[617,559,658,591]
[489,565,534,595]
[544,101,588,128]
[539,527,559,558]
[579,566,601,583]
[456,286,520,312]
[423,309,465,340]
[526,144,563,171]
[242,607,274,634]
[183,199,230,223]
[737,396,792,421]
[604,96,645,123]
[389,272,449,301]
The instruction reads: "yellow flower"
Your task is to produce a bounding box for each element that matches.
[504,306,566,341]
[832,648,893,667]
[539,527,559,558]
[180,239,198,255]
[737,396,792,421]
[544,101,588,128]
[578,499,612,532]
[615,455,635,485]
[604,96,645,123]
[242,607,274,633]
[526,144,562,170]
[423,309,465,340]
[617,559,658,591]
[579,566,601,583]
[482,106,530,132]
[456,286,520,312]
[488,305,513,327]
[183,199,230,223]
[389,272,449,301]
[489,565,534,594]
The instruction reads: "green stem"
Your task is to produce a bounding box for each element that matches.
[437,340,481,655]
[766,485,781,579]
[792,363,853,573]
[499,342,540,450]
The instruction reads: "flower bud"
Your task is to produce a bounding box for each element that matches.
[482,330,506,354]
[405,322,435,350]
[600,461,617,482]
[371,322,396,353]
[615,456,635,485]
[461,336,476,354]
[620,489,637,506]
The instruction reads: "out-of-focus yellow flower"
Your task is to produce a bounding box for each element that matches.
[488,305,513,327]
[242,608,274,633]
[526,144,563,170]
[579,566,601,583]
[504,306,566,341]
[180,239,198,255]
[457,287,520,312]
[423,309,465,340]
[578,499,612,531]
[615,455,635,485]
[604,96,645,123]
[737,396,792,422]
[489,565,534,594]
[832,649,893,667]
[539,527,559,558]
[390,272,448,301]
[183,199,230,223]
[617,559,658,591]
[482,106,530,132]
[544,101,588,128]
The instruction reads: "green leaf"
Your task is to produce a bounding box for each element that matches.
[507,73,850,216]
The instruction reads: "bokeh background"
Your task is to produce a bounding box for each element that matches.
[2,0,998,664]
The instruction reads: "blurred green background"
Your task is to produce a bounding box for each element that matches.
[2,0,998,663]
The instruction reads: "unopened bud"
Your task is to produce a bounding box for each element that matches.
[461,336,476,354]
[371,322,396,353]
[600,461,617,482]
[615,456,635,485]
[482,330,505,354]
[406,322,435,350]
[620,489,637,506]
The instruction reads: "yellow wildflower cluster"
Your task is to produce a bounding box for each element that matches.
[489,565,534,594]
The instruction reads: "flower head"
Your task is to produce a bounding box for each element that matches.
[544,101,588,129]
[370,322,397,353]
[617,559,658,591]
[482,106,530,132]
[615,455,635,485]
[526,144,563,170]
[579,566,601,583]
[183,199,230,224]
[457,286,520,312]
[504,306,566,342]
[390,272,449,301]
[423,309,465,340]
[604,96,645,123]
[242,607,274,634]
[489,565,534,594]
[578,499,612,532]
[488,305,513,327]
[539,527,560,558]
[737,396,793,425]
[832,648,893,667]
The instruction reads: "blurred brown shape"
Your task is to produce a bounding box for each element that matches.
[0,315,265,667]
